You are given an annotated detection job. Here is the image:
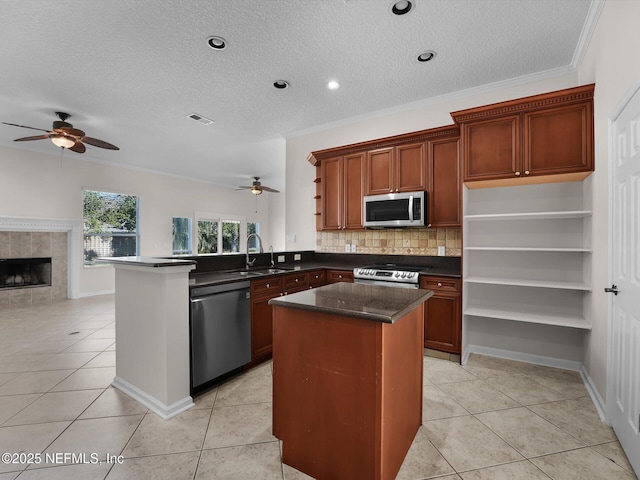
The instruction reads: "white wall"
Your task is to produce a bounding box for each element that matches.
[0,146,272,296]
[577,0,640,402]
[284,72,579,252]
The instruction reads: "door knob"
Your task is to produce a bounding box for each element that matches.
[604,285,619,296]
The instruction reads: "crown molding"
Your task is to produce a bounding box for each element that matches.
[572,0,606,69]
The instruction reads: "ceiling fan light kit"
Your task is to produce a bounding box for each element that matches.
[50,133,75,149]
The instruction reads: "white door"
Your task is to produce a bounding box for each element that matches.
[608,81,640,477]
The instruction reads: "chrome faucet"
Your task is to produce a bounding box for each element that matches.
[269,245,275,267]
[246,233,264,268]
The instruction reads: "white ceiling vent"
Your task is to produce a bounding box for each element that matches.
[186,113,214,125]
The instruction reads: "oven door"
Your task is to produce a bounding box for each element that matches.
[353,278,419,289]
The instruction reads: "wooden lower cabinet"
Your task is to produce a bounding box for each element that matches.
[326,269,354,284]
[308,269,325,288]
[420,276,461,354]
[249,277,283,365]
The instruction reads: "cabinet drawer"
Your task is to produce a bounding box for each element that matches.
[326,269,354,283]
[250,277,283,298]
[420,276,460,292]
[308,270,326,287]
[284,272,309,292]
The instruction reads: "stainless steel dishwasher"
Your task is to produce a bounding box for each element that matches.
[190,281,251,390]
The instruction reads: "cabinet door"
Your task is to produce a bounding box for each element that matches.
[321,156,342,230]
[308,269,326,288]
[428,137,460,227]
[462,115,521,182]
[365,147,394,195]
[396,142,427,193]
[343,152,365,229]
[251,295,277,363]
[424,292,461,354]
[523,102,593,177]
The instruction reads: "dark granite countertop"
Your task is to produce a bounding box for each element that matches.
[268,282,433,324]
[99,256,197,268]
[189,261,459,288]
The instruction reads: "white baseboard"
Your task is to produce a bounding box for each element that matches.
[77,289,115,298]
[463,344,609,424]
[463,344,582,371]
[580,365,608,424]
[112,376,194,420]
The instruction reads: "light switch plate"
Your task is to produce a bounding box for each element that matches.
[277,255,285,263]
[350,244,357,253]
[294,254,301,261]
[438,246,446,256]
[345,244,351,252]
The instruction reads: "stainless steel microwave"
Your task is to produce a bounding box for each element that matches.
[363,191,427,228]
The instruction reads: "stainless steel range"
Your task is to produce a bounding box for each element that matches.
[353,264,425,289]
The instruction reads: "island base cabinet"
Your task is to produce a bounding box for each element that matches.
[272,305,423,480]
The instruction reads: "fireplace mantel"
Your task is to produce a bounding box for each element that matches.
[0,216,82,299]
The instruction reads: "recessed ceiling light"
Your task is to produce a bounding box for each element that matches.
[273,80,289,89]
[417,50,437,62]
[207,36,227,50]
[327,80,340,90]
[391,0,413,15]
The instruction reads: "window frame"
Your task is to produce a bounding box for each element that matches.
[195,212,258,255]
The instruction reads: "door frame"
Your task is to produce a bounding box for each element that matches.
[605,77,640,425]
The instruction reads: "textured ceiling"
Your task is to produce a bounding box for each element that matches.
[0,0,594,191]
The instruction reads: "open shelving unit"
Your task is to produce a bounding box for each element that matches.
[462,180,593,364]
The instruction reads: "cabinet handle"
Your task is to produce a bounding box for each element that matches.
[524,170,530,175]
[295,278,299,282]
[339,275,343,278]
[515,171,521,176]
[266,283,270,288]
[437,282,442,287]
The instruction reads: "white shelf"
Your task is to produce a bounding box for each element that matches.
[464,246,592,253]
[465,210,592,221]
[464,307,591,330]
[464,276,591,291]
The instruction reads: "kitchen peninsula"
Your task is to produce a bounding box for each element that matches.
[270,283,433,480]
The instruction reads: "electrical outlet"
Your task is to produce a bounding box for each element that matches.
[345,244,351,252]
[277,255,285,263]
[350,244,357,253]
[294,254,301,261]
[438,246,446,256]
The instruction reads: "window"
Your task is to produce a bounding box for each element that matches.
[172,217,192,254]
[196,214,258,255]
[247,222,260,253]
[83,190,139,266]
[197,219,219,254]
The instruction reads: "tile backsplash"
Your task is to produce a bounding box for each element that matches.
[316,228,461,256]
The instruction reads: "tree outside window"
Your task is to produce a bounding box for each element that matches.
[198,219,218,254]
[83,190,139,266]
[172,217,192,254]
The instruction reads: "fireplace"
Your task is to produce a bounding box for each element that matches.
[0,257,52,289]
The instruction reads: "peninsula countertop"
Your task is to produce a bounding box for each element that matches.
[269,282,433,324]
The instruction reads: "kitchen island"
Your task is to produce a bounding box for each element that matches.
[270,283,433,480]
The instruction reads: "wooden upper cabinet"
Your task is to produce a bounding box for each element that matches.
[461,115,520,181]
[320,153,364,230]
[321,156,342,230]
[428,137,461,227]
[342,152,365,229]
[365,143,426,195]
[365,147,394,195]
[523,102,593,176]
[452,84,595,186]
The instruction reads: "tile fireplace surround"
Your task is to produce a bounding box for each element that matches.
[0,217,82,304]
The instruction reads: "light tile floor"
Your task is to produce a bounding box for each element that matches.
[0,295,637,480]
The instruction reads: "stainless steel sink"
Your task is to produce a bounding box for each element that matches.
[227,267,292,277]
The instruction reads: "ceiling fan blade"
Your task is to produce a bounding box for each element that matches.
[14,134,50,142]
[69,142,86,153]
[81,136,119,150]
[2,122,50,133]
[236,186,252,189]
[57,127,85,137]
[261,186,280,193]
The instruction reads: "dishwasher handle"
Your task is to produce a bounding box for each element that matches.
[191,280,251,298]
